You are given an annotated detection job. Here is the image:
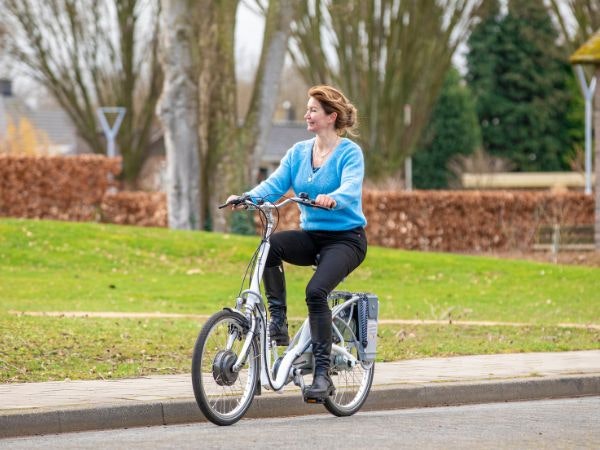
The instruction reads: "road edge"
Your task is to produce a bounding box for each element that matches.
[1,374,598,439]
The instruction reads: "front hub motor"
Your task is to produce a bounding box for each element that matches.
[212,350,239,386]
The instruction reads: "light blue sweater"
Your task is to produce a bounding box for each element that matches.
[246,137,367,231]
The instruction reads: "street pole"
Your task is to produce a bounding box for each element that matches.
[575,66,596,195]
[404,104,412,191]
[97,107,126,192]
[97,107,126,158]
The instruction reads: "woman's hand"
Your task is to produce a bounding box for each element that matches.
[225,194,247,210]
[315,194,336,209]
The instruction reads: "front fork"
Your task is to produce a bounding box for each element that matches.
[230,292,274,385]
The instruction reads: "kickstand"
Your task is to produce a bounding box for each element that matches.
[255,374,261,396]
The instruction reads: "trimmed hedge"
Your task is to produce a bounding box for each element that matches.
[272,190,593,251]
[362,190,592,251]
[101,192,167,227]
[0,155,120,221]
[0,155,593,251]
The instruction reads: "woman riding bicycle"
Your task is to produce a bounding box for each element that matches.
[227,85,367,402]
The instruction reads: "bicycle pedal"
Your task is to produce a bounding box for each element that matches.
[302,388,334,404]
[303,394,326,404]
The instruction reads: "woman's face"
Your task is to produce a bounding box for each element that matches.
[304,97,336,134]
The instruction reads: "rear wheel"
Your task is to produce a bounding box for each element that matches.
[324,302,375,416]
[191,310,259,426]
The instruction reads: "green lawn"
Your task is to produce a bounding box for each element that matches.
[1,218,598,382]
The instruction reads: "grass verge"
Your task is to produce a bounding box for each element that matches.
[1,218,599,382]
[1,314,598,383]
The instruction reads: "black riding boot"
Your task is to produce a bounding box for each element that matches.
[263,265,289,346]
[304,310,335,403]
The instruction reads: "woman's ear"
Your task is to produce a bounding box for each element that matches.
[329,112,337,123]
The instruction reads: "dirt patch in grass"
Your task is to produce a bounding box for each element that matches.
[467,250,600,268]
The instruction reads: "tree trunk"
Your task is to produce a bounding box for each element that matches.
[594,66,600,250]
[156,0,201,229]
[197,0,241,233]
[244,0,300,185]
[156,1,301,232]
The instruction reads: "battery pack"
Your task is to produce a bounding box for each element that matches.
[357,293,378,362]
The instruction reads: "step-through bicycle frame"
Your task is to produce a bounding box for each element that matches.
[226,196,367,393]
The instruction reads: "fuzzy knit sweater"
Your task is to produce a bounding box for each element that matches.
[246,137,367,231]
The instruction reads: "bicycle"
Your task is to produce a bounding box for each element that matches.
[191,193,379,426]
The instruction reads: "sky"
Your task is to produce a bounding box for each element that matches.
[234,0,579,79]
[6,1,579,100]
[235,2,265,79]
[233,1,472,78]
[4,2,267,103]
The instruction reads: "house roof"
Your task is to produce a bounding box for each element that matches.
[0,92,78,152]
[29,106,78,148]
[263,121,312,163]
[570,30,600,64]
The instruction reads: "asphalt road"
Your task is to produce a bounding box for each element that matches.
[2,397,599,449]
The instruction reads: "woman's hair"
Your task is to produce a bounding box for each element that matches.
[308,85,358,136]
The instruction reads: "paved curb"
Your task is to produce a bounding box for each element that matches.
[1,374,598,438]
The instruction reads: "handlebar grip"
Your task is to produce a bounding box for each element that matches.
[219,195,249,209]
[310,202,331,211]
[296,196,331,210]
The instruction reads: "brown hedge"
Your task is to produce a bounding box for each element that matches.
[369,190,592,251]
[0,155,120,221]
[272,190,593,251]
[0,156,593,250]
[101,192,167,227]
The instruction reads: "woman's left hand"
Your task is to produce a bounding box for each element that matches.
[315,194,336,209]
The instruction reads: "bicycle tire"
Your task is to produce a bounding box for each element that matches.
[324,302,375,416]
[191,309,259,426]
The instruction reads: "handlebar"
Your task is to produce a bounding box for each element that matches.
[219,193,331,211]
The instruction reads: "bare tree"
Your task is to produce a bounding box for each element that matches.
[241,0,301,184]
[289,0,484,180]
[156,0,200,229]
[157,0,300,230]
[194,0,241,232]
[549,0,600,53]
[1,0,162,185]
[197,0,302,231]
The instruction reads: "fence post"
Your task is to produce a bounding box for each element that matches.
[551,223,560,263]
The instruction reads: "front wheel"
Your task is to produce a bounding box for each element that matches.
[191,310,259,426]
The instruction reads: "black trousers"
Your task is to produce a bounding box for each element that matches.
[265,228,367,315]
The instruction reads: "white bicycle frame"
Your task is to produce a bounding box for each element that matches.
[229,198,361,392]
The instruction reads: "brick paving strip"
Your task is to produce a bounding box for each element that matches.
[1,350,599,438]
[8,310,600,330]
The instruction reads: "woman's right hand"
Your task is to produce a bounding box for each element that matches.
[225,194,246,210]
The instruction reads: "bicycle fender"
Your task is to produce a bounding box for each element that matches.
[222,307,250,327]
